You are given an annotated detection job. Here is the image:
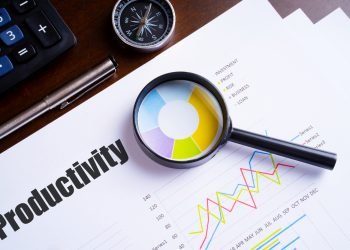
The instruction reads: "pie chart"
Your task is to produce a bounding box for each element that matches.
[137,80,223,161]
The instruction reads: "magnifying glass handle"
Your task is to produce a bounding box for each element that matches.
[229,128,337,170]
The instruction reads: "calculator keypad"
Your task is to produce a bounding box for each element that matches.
[0,25,24,46]
[13,0,37,14]
[12,43,36,63]
[0,0,76,93]
[26,11,61,47]
[0,8,12,27]
[0,55,14,77]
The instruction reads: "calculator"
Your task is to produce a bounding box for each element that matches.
[0,0,76,94]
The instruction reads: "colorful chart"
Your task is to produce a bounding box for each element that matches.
[137,80,223,161]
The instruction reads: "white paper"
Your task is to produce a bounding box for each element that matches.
[1,0,350,249]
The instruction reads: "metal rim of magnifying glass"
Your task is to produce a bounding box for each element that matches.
[133,72,232,169]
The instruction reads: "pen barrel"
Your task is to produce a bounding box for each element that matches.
[47,57,117,109]
[0,102,49,140]
[0,57,117,140]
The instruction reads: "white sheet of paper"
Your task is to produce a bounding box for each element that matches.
[1,0,350,249]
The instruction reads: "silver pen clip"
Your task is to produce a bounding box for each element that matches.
[0,56,118,140]
[59,57,118,110]
[60,80,103,110]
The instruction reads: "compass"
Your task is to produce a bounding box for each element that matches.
[112,0,176,52]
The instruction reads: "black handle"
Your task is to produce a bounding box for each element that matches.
[229,128,337,170]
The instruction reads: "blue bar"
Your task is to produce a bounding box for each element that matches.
[256,214,306,250]
[281,236,300,250]
[269,241,280,249]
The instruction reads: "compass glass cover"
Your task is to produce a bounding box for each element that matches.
[114,0,175,47]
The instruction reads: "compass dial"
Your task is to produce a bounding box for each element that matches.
[112,0,175,52]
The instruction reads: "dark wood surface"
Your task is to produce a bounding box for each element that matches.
[0,0,240,152]
[1,0,349,152]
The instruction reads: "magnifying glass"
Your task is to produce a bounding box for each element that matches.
[133,72,337,170]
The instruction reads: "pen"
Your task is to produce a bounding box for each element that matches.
[0,56,118,140]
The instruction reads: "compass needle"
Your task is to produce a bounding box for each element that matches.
[112,0,175,52]
[145,25,152,35]
[147,16,156,22]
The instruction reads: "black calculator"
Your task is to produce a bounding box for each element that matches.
[0,0,76,94]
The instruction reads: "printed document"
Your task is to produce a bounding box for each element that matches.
[1,0,350,249]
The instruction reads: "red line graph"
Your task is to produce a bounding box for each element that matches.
[198,162,295,249]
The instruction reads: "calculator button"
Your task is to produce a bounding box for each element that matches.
[0,8,12,27]
[12,43,37,63]
[0,25,24,46]
[13,0,37,14]
[26,11,61,48]
[0,56,14,77]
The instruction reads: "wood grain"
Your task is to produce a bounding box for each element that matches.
[0,0,240,152]
[2,0,348,152]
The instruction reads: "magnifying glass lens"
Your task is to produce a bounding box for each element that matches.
[135,72,337,170]
[136,80,224,161]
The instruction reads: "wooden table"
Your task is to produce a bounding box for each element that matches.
[1,0,348,152]
[0,0,240,152]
